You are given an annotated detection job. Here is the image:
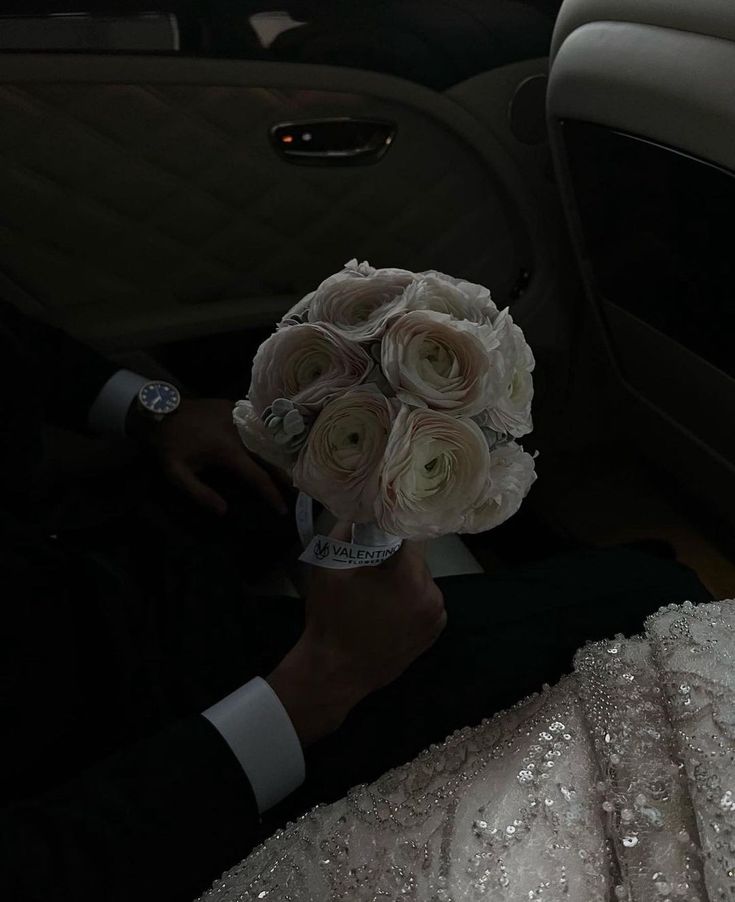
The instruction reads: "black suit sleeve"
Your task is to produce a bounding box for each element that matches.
[0,300,118,433]
[3,716,259,902]
[0,523,262,902]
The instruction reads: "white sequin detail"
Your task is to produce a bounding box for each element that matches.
[197,600,735,901]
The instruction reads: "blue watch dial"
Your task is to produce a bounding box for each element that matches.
[139,381,180,415]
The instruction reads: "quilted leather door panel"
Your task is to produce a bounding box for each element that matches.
[0,56,538,346]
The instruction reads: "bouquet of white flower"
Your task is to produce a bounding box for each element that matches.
[234,260,536,568]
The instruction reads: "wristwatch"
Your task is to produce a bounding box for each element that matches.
[136,380,181,422]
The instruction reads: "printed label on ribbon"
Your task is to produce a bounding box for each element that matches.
[299,534,402,569]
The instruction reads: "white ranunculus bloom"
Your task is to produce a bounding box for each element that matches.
[300,259,415,342]
[462,441,537,534]
[233,400,295,472]
[248,322,372,415]
[376,407,489,539]
[405,272,498,324]
[277,291,315,329]
[478,309,535,438]
[293,386,398,523]
[381,310,500,417]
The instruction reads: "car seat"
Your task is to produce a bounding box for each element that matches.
[547,0,735,520]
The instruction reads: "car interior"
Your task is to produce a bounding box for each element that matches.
[2,0,735,598]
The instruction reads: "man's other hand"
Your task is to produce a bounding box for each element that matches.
[144,398,288,517]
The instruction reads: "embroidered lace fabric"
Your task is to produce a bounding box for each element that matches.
[198,601,735,901]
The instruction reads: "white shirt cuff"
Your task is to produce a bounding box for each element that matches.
[202,677,305,813]
[87,369,149,436]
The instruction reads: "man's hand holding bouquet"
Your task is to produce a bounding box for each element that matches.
[236,260,537,746]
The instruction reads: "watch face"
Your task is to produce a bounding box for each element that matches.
[139,381,180,415]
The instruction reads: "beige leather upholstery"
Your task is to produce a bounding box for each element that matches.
[550,0,735,62]
[547,0,735,520]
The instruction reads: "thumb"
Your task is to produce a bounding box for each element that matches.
[328,521,353,542]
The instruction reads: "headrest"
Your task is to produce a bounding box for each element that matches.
[551,0,735,63]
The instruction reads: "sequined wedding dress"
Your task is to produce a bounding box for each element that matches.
[199,601,735,901]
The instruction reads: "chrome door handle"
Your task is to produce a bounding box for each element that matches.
[271,118,396,166]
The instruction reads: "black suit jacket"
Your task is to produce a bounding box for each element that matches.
[0,304,261,901]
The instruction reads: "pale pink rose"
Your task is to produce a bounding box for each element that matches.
[476,309,535,438]
[304,259,415,342]
[381,310,500,417]
[248,322,372,415]
[462,441,536,534]
[293,386,398,523]
[232,400,295,472]
[376,407,489,539]
[405,272,498,324]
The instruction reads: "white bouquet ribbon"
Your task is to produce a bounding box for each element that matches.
[296,492,402,570]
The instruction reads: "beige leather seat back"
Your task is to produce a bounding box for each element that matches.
[547,0,735,519]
